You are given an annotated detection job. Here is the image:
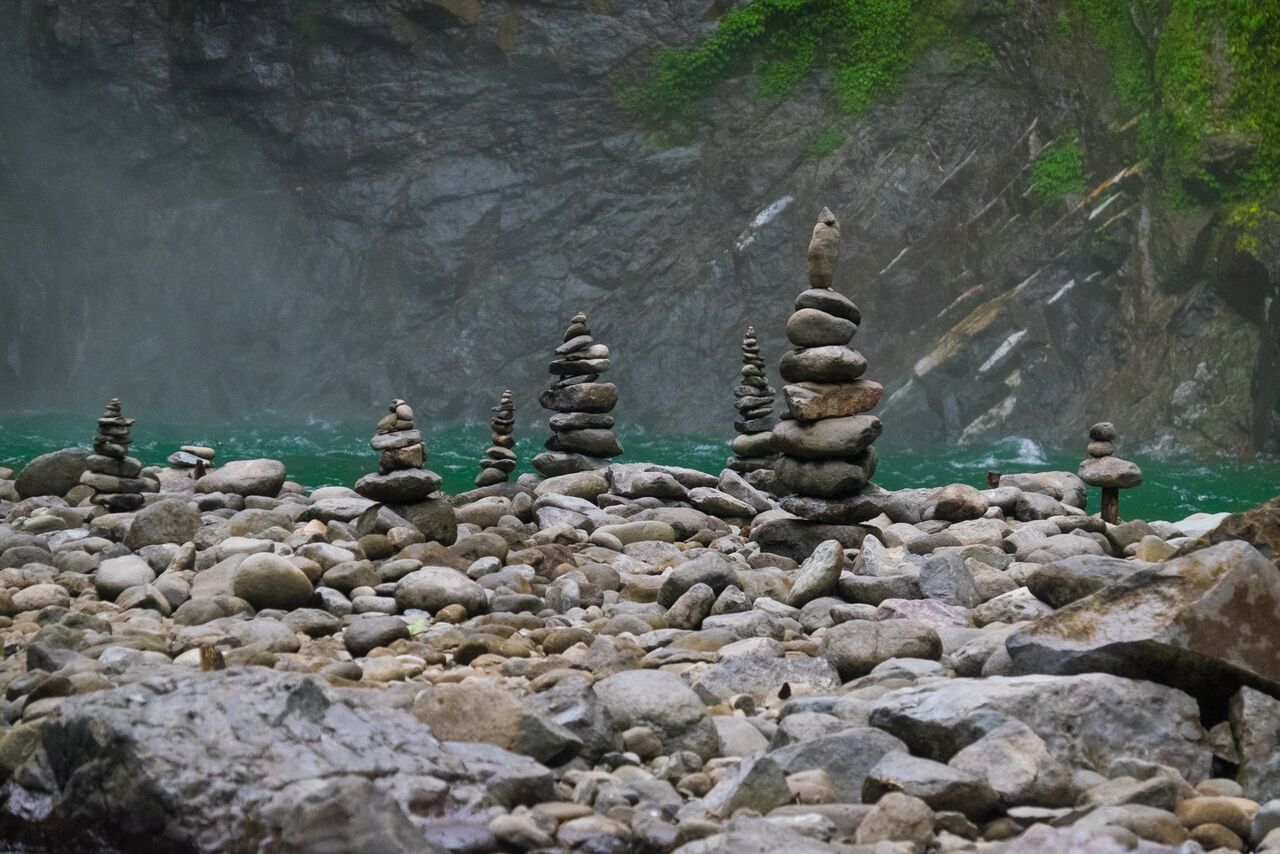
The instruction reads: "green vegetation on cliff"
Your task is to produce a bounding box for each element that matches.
[625,0,1278,226]
[619,0,978,120]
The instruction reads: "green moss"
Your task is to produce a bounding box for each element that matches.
[619,0,968,120]
[1030,134,1090,202]
[809,126,846,157]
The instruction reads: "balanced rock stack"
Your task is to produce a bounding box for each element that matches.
[475,390,516,487]
[354,399,441,504]
[533,311,623,477]
[1078,421,1142,524]
[728,326,779,475]
[80,397,150,512]
[167,445,215,476]
[771,208,884,519]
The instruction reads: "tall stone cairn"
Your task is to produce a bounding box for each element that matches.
[1078,421,1142,524]
[475,390,517,487]
[533,311,623,477]
[354,399,442,504]
[772,207,885,520]
[728,326,779,473]
[80,397,149,512]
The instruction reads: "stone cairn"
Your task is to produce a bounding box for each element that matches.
[771,207,885,520]
[728,326,779,474]
[475,390,516,487]
[168,445,215,478]
[80,397,149,512]
[1078,421,1142,524]
[354,399,442,503]
[533,311,622,477]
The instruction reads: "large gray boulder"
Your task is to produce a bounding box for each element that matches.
[15,447,90,498]
[0,670,553,850]
[1006,541,1280,708]
[868,673,1210,783]
[593,670,718,760]
[124,499,201,549]
[195,459,286,498]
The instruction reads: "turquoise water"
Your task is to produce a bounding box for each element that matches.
[1,416,1275,522]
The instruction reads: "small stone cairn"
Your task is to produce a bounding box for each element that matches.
[475,390,516,487]
[533,311,623,477]
[168,445,215,477]
[1078,421,1142,524]
[728,326,779,474]
[80,398,149,512]
[772,207,885,520]
[354,399,442,503]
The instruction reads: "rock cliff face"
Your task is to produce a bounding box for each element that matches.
[1,0,1276,453]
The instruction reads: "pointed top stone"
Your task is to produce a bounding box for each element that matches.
[808,206,841,289]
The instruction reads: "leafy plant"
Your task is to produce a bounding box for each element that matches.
[1030,135,1089,202]
[809,126,846,157]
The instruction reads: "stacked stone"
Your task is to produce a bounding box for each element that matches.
[475,390,517,487]
[354,399,442,503]
[771,208,885,520]
[728,327,778,473]
[1078,421,1142,524]
[80,398,149,512]
[533,311,622,477]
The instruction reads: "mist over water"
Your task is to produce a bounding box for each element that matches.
[2,414,1275,522]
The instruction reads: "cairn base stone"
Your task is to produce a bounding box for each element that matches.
[355,469,442,504]
[532,452,611,478]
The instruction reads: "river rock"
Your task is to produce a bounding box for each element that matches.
[1025,554,1144,607]
[123,499,201,549]
[768,726,909,802]
[95,554,156,599]
[395,566,487,616]
[1229,686,1280,802]
[232,553,314,611]
[15,448,90,498]
[787,539,844,606]
[413,682,582,765]
[823,619,942,679]
[772,415,882,460]
[353,469,442,504]
[196,459,286,498]
[593,670,718,760]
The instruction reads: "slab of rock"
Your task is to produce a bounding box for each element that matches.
[868,674,1210,783]
[0,670,553,850]
[689,654,841,705]
[823,619,942,680]
[948,719,1075,807]
[863,750,1000,820]
[787,539,844,606]
[124,499,201,549]
[1006,541,1280,709]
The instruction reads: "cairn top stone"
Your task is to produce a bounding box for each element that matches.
[807,207,841,289]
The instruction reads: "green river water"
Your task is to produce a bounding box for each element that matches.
[1,415,1275,523]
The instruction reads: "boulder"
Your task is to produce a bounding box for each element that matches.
[232,553,314,611]
[95,555,156,599]
[196,459,286,498]
[768,726,909,803]
[1178,495,1280,570]
[1006,541,1280,710]
[868,673,1210,783]
[863,750,1000,820]
[593,670,718,760]
[15,448,91,498]
[947,720,1075,807]
[822,620,942,680]
[1025,555,1144,608]
[413,682,582,766]
[124,499,201,549]
[930,484,989,523]
[0,670,553,849]
[1229,686,1280,802]
[786,539,844,606]
[395,567,487,616]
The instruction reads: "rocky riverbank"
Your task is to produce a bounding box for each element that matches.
[0,441,1278,852]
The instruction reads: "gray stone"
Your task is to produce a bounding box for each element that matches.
[666,582,715,630]
[95,554,156,599]
[232,553,314,611]
[413,682,581,766]
[779,346,867,384]
[823,620,942,680]
[593,670,718,760]
[948,720,1075,807]
[773,415,881,460]
[768,726,908,803]
[195,459,286,497]
[787,539,844,606]
[124,499,201,549]
[395,567,487,616]
[690,654,841,705]
[919,552,981,608]
[1025,555,1144,607]
[703,755,791,817]
[343,615,410,657]
[864,750,1000,820]
[658,552,740,608]
[1230,686,1280,803]
[15,448,91,498]
[868,673,1210,783]
[354,468,442,503]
